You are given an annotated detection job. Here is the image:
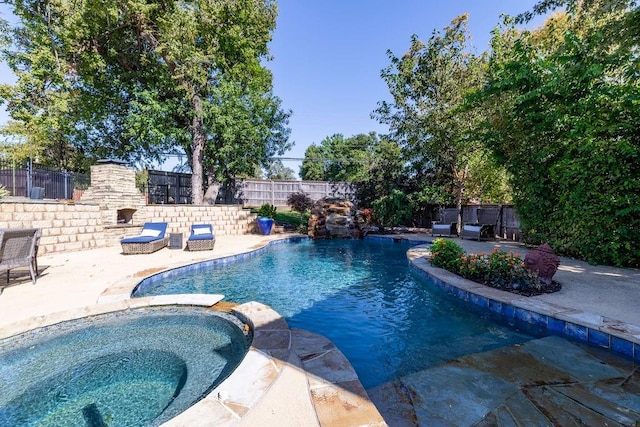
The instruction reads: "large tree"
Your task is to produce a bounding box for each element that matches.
[299,132,380,183]
[299,144,325,181]
[263,159,296,180]
[298,132,407,216]
[373,14,509,224]
[0,0,290,203]
[203,77,291,194]
[353,136,404,208]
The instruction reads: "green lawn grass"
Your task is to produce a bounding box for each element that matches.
[274,211,306,225]
[249,208,307,226]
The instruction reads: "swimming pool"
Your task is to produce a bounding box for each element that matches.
[134,238,549,389]
[0,306,250,427]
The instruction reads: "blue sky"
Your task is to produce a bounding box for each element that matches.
[269,0,544,175]
[0,1,544,175]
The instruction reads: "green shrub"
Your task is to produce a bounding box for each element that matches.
[257,203,277,218]
[372,189,414,227]
[296,211,311,234]
[0,184,8,200]
[429,238,464,272]
[431,245,551,296]
[135,169,148,193]
[287,192,313,214]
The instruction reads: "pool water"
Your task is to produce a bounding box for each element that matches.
[134,239,548,389]
[0,306,250,427]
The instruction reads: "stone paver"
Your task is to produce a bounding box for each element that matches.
[377,336,640,426]
[291,328,386,427]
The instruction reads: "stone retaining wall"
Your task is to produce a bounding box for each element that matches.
[0,201,257,254]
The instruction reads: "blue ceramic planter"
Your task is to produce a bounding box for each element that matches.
[257,217,274,235]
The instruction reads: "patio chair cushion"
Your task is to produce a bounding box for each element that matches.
[121,235,163,244]
[121,222,167,244]
[189,233,214,241]
[192,226,211,236]
[188,224,214,241]
[140,229,162,238]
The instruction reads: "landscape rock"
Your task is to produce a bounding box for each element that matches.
[308,198,369,239]
[524,243,560,286]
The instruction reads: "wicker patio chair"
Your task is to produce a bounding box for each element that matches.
[431,208,459,237]
[0,228,41,284]
[120,222,169,254]
[461,207,501,241]
[187,224,215,251]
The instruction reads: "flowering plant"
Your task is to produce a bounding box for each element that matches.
[457,248,543,293]
[430,241,554,296]
[429,239,464,272]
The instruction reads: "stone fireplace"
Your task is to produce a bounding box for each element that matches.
[79,160,147,227]
[117,208,137,224]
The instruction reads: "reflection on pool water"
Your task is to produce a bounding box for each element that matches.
[0,306,250,427]
[133,239,549,389]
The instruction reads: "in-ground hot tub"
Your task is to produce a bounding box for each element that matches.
[0,305,251,427]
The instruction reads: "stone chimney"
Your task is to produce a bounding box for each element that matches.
[79,160,147,226]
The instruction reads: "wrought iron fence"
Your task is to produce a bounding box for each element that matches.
[0,160,89,200]
[147,170,192,204]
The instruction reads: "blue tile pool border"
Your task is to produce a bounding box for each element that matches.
[133,235,431,297]
[407,243,640,363]
[130,235,640,364]
[131,237,307,296]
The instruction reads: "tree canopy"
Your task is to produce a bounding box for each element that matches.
[373,14,512,212]
[367,3,639,266]
[0,0,291,203]
[299,132,382,183]
[470,1,640,267]
[263,159,296,180]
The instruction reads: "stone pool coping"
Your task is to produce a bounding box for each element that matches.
[166,300,385,426]
[405,244,640,363]
[0,295,385,426]
[0,235,386,427]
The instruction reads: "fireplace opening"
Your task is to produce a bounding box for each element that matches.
[117,208,136,224]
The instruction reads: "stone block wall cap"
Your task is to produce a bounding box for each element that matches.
[96,158,128,165]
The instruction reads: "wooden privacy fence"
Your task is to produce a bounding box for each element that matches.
[240,179,355,207]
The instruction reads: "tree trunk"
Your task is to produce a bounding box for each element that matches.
[190,94,205,204]
[455,164,469,234]
[135,27,207,204]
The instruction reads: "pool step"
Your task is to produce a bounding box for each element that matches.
[370,336,640,426]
